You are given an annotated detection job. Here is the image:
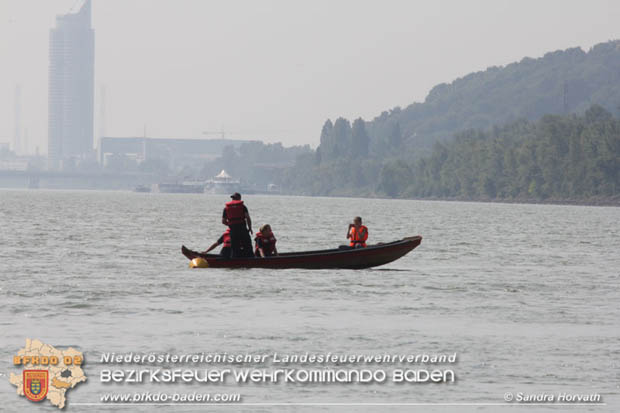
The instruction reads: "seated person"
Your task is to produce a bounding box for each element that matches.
[203,228,232,258]
[255,224,278,257]
[347,216,368,248]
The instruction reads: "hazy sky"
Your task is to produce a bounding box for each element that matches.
[0,0,618,154]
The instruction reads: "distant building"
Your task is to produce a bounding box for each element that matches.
[98,137,255,171]
[48,0,94,169]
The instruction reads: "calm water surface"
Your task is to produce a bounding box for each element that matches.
[1,190,619,412]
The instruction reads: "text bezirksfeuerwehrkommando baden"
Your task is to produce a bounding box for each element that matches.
[100,352,457,365]
[100,367,455,384]
[99,353,458,384]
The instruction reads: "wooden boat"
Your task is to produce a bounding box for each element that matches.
[182,235,422,269]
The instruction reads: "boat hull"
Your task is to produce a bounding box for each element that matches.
[182,236,422,269]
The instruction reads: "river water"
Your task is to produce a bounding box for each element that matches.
[1,190,619,412]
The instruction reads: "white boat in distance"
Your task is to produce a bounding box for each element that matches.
[205,169,241,194]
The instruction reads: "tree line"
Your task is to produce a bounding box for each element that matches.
[282,105,620,203]
[379,105,619,201]
[279,40,620,203]
[365,40,620,156]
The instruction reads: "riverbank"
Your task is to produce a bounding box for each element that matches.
[284,188,620,207]
[399,195,620,207]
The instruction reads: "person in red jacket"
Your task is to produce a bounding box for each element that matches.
[203,228,232,258]
[222,192,254,257]
[255,224,278,257]
[347,216,368,248]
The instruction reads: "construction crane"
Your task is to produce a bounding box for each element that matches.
[202,130,228,139]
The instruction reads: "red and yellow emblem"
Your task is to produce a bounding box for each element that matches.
[23,370,48,402]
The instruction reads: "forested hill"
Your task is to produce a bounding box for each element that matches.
[279,40,620,204]
[282,105,620,203]
[369,40,620,156]
[378,105,620,203]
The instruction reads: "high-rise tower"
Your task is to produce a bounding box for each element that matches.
[48,0,94,169]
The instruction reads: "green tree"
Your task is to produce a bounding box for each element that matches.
[386,121,403,152]
[332,117,352,159]
[318,119,334,162]
[351,118,369,158]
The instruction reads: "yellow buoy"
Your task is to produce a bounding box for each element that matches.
[189,258,209,268]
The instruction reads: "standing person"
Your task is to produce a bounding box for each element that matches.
[222,192,254,257]
[347,216,368,248]
[254,224,278,257]
[202,228,232,258]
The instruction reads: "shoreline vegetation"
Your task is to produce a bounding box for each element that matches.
[278,41,620,206]
[282,106,620,207]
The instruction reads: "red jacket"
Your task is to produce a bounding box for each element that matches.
[225,200,245,225]
[222,229,231,247]
[349,225,368,247]
[254,231,277,256]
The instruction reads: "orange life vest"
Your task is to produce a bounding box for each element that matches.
[225,200,245,225]
[222,229,231,247]
[255,231,277,256]
[349,225,368,248]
